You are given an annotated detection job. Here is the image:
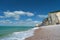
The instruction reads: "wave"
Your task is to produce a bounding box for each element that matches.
[0,27,39,40]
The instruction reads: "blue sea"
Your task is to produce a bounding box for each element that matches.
[0,26,36,40]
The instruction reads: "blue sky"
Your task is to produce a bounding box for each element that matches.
[0,0,60,26]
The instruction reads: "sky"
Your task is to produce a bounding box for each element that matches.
[0,0,60,26]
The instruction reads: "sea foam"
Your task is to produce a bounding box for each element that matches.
[0,27,39,40]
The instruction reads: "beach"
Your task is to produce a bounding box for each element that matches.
[25,25,60,40]
[1,25,60,40]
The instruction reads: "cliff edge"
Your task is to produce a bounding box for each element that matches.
[36,11,60,27]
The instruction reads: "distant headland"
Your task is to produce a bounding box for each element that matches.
[36,10,60,27]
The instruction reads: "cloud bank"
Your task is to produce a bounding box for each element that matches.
[0,10,47,26]
[4,11,34,20]
[38,15,48,18]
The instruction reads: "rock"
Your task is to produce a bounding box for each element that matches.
[35,24,41,27]
[25,25,60,40]
[40,11,60,26]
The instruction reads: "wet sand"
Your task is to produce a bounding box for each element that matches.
[25,25,60,40]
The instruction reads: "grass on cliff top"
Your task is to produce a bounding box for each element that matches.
[49,10,60,13]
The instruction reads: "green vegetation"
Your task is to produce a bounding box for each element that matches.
[49,10,60,13]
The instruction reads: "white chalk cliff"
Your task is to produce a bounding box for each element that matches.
[38,11,60,26]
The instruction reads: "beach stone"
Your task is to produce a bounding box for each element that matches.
[25,25,60,40]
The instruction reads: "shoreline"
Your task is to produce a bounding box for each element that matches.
[25,25,60,40]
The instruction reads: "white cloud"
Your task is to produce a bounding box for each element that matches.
[0,10,44,26]
[0,16,4,18]
[26,12,34,16]
[0,10,36,26]
[14,11,25,15]
[3,11,34,20]
[0,20,12,24]
[26,18,32,21]
[38,15,48,18]
[34,21,39,23]
[0,19,41,26]
[14,11,34,16]
[4,11,16,18]
[20,18,41,26]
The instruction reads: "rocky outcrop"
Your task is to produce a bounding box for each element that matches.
[38,11,60,26]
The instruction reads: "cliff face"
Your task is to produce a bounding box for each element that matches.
[40,12,60,26]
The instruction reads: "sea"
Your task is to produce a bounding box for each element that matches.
[0,26,38,40]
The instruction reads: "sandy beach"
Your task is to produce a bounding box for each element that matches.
[25,25,60,40]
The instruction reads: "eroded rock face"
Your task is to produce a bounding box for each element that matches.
[48,13,59,25]
[39,11,60,26]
